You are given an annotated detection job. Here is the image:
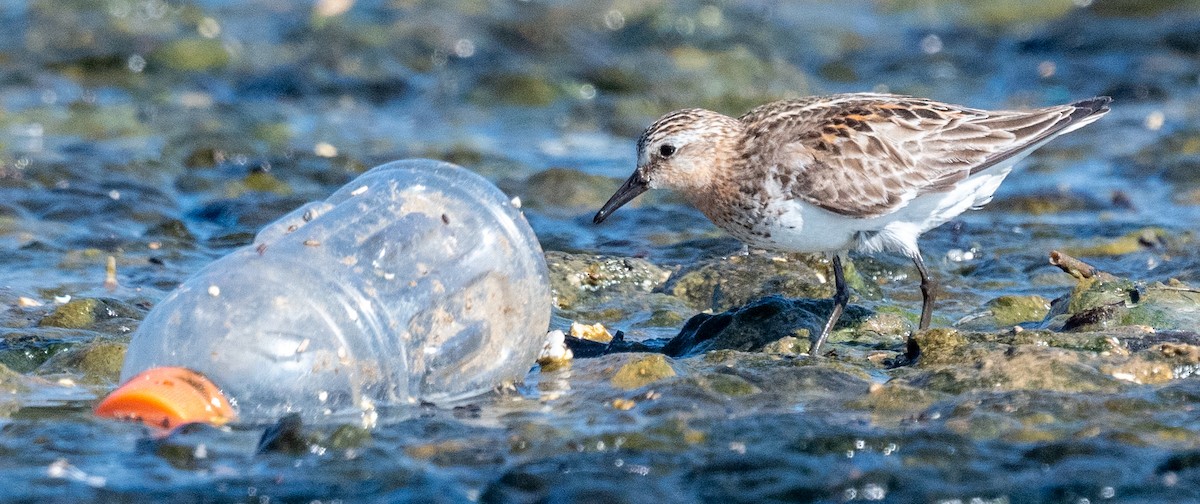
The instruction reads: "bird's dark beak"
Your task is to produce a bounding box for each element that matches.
[593,171,649,224]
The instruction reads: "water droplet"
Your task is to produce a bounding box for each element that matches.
[127,54,146,73]
[921,34,943,54]
[454,39,476,58]
[604,10,625,30]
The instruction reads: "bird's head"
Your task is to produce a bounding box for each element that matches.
[593,108,742,224]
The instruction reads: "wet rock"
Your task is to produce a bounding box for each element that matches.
[887,0,1076,26]
[561,330,665,358]
[944,410,1024,440]
[698,372,761,397]
[912,343,1127,395]
[987,295,1051,326]
[257,414,315,455]
[837,310,911,348]
[760,336,808,356]
[146,219,195,242]
[569,321,612,343]
[38,299,100,329]
[37,297,143,331]
[150,38,230,72]
[35,339,126,384]
[325,424,372,450]
[1061,303,1131,332]
[662,253,836,312]
[659,45,808,115]
[663,296,873,357]
[233,170,293,196]
[1101,357,1175,385]
[405,437,507,466]
[910,328,969,366]
[1065,228,1168,257]
[988,189,1112,215]
[139,422,233,471]
[958,295,1051,329]
[537,329,573,370]
[517,168,623,211]
[544,251,669,309]
[712,358,872,400]
[582,66,650,95]
[848,382,940,419]
[608,353,677,390]
[635,308,687,328]
[0,363,24,417]
[856,311,911,336]
[1045,269,1200,332]
[990,329,1124,353]
[0,331,73,373]
[476,72,559,106]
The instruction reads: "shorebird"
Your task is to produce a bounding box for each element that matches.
[593,93,1111,356]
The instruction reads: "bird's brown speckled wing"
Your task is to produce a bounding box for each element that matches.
[739,93,1110,218]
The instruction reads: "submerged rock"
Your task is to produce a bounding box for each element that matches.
[38,299,101,329]
[138,422,234,471]
[957,295,1052,330]
[1064,228,1169,257]
[988,188,1113,215]
[36,339,126,384]
[37,298,144,331]
[517,168,626,211]
[0,364,24,417]
[150,38,230,71]
[609,353,677,390]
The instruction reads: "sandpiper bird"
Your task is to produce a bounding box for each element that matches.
[593,93,1111,356]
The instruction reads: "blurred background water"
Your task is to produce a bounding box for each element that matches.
[2,0,1200,502]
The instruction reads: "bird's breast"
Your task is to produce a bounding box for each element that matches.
[707,197,860,253]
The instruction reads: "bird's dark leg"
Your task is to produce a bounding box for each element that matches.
[810,255,849,356]
[912,253,937,330]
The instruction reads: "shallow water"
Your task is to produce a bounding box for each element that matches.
[3,0,1200,502]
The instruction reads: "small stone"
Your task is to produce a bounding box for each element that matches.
[761,335,809,356]
[611,398,636,410]
[537,330,573,369]
[570,322,612,343]
[610,354,676,390]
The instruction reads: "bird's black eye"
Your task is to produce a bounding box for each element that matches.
[658,144,676,158]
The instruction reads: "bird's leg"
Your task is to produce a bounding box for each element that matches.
[810,254,849,356]
[912,253,937,330]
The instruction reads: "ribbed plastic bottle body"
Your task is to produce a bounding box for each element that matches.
[120,160,551,424]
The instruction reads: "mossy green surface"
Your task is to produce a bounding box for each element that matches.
[38,299,100,329]
[610,354,676,390]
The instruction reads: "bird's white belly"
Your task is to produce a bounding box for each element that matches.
[754,168,1012,255]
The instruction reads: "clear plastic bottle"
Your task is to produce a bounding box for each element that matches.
[119,159,551,425]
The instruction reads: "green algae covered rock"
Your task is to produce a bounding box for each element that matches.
[38,298,100,329]
[36,339,127,384]
[610,353,677,390]
[663,253,838,312]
